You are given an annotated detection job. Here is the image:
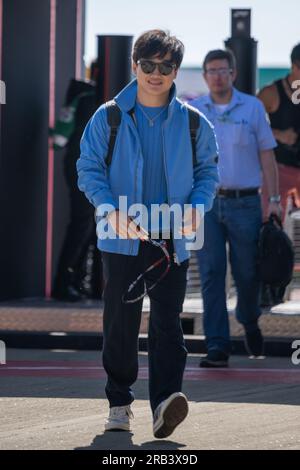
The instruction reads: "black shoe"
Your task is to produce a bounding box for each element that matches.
[79,285,103,300]
[52,285,83,302]
[200,350,229,368]
[244,328,264,356]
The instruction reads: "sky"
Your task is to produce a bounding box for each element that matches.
[85,0,300,68]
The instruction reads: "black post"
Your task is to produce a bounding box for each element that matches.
[96,35,133,105]
[224,9,257,95]
[0,0,86,300]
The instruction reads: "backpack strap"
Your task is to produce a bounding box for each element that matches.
[105,100,122,167]
[104,101,201,168]
[186,106,200,167]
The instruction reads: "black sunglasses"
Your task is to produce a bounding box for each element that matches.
[137,59,176,76]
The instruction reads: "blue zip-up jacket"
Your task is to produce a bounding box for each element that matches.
[77,79,219,262]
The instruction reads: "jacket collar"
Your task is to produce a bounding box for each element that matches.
[114,78,178,118]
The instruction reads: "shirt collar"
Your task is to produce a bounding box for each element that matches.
[203,87,244,113]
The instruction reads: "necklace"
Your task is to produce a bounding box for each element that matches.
[137,103,167,127]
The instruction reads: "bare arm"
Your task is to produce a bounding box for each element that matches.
[259,149,282,219]
[257,85,278,114]
[258,86,298,145]
[272,128,298,145]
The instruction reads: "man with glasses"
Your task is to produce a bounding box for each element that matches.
[77,30,219,437]
[190,49,281,368]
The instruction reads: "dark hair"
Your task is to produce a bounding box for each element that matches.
[291,43,300,65]
[203,49,236,72]
[132,29,184,69]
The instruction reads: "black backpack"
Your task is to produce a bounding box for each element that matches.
[258,214,294,288]
[104,100,200,167]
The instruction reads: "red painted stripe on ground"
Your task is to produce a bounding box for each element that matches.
[0,362,299,383]
[2,361,300,374]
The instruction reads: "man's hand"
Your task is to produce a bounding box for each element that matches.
[179,207,202,237]
[276,128,298,146]
[107,210,148,240]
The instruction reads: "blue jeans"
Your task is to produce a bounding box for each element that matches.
[197,195,262,355]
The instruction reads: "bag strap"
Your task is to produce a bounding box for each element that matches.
[104,101,201,168]
[186,106,200,167]
[105,100,122,167]
[269,213,283,229]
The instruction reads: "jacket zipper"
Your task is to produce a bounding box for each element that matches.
[162,125,180,266]
[130,111,141,255]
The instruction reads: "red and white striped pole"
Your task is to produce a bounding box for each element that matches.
[45,0,56,299]
[0,0,3,81]
[76,0,83,79]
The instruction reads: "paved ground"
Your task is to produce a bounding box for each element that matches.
[0,348,300,450]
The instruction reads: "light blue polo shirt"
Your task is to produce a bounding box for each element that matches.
[190,88,277,189]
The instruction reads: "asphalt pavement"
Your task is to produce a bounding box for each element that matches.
[1,348,299,450]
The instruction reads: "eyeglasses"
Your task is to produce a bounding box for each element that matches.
[205,68,233,77]
[122,239,171,304]
[137,59,176,76]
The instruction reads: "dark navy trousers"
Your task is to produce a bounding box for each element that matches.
[102,238,188,413]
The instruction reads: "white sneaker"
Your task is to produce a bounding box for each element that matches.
[153,392,188,439]
[104,405,133,432]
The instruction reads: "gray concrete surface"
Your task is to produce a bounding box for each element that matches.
[0,348,300,450]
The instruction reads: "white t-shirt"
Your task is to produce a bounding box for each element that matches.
[214,103,229,115]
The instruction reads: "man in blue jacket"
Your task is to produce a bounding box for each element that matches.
[77,30,219,438]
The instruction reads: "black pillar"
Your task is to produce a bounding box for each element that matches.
[96,35,133,104]
[0,0,85,300]
[224,9,257,95]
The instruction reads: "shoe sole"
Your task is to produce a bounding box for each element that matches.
[153,393,188,439]
[200,360,228,368]
[104,423,131,432]
[105,428,130,432]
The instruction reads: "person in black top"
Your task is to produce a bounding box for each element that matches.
[53,65,102,301]
[258,43,300,213]
[258,43,300,305]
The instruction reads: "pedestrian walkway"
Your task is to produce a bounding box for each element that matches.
[0,348,299,450]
